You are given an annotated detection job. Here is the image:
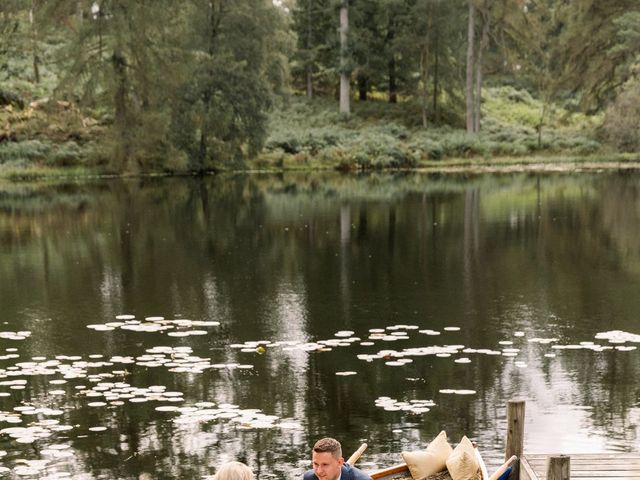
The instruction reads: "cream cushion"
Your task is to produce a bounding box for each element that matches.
[445,436,480,480]
[402,430,453,480]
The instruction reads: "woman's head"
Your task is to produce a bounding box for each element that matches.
[213,461,254,480]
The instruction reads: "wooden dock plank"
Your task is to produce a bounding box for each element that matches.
[523,454,640,480]
[526,460,640,467]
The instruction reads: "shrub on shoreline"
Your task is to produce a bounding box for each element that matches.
[0,140,84,167]
[258,93,605,170]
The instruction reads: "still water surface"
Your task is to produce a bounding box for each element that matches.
[1,172,640,479]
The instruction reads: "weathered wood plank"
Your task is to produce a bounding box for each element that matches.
[527,461,640,465]
[527,460,640,466]
[506,400,526,461]
[535,472,640,478]
[528,463,640,470]
[526,455,640,460]
[546,456,570,480]
[523,453,640,480]
[521,456,538,480]
[543,478,640,480]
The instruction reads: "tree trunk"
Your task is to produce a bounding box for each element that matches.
[198,1,224,169]
[537,103,547,148]
[420,45,429,127]
[30,1,40,84]
[474,10,490,132]
[112,46,130,168]
[306,66,313,99]
[357,71,367,101]
[306,0,313,99]
[388,56,397,103]
[465,2,476,133]
[386,16,397,104]
[98,13,103,60]
[339,0,350,115]
[113,50,127,132]
[433,30,439,123]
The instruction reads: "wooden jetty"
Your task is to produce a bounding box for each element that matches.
[505,400,640,480]
[521,454,640,480]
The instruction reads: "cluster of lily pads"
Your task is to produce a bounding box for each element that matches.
[2,310,640,478]
[375,397,435,414]
[596,330,640,343]
[163,403,300,430]
[86,315,220,336]
[0,331,31,341]
[217,324,640,418]
[135,346,254,373]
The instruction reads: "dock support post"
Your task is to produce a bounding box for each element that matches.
[506,400,525,459]
[505,400,525,480]
[546,456,570,480]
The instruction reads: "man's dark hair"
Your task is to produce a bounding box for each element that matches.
[312,438,342,459]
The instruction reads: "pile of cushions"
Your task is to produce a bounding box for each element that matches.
[401,431,481,480]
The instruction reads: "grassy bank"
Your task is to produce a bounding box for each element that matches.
[1,87,638,181]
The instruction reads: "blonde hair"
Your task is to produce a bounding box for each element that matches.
[213,461,255,480]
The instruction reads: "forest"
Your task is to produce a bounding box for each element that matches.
[0,0,639,175]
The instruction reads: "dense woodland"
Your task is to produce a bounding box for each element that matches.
[0,0,639,173]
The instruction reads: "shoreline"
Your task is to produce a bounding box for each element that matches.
[1,154,640,183]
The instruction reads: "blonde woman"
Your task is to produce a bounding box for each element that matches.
[213,461,255,480]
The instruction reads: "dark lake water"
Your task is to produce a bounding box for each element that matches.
[1,171,640,479]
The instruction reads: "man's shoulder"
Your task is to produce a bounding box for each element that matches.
[302,470,317,480]
[343,464,373,480]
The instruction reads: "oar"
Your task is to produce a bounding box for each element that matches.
[488,455,518,480]
[347,443,368,466]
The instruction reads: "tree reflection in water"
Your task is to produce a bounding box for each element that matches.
[0,172,639,478]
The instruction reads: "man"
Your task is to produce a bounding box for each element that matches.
[303,438,372,480]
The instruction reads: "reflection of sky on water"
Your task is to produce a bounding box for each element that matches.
[270,282,310,424]
[525,404,608,453]
[499,344,609,454]
[485,310,640,457]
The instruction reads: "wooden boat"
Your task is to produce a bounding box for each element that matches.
[365,446,518,480]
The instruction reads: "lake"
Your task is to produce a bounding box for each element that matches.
[0,171,639,479]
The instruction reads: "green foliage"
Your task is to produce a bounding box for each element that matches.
[290,0,337,94]
[15,0,291,173]
[343,132,416,170]
[0,139,83,167]
[169,0,288,171]
[0,140,52,162]
[483,86,540,127]
[48,141,82,166]
[613,11,640,57]
[601,81,640,152]
[0,0,635,175]
[553,0,640,110]
[0,2,59,100]
[266,126,345,155]
[258,93,605,170]
[407,136,445,160]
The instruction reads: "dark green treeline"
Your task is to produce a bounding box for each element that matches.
[1,0,639,171]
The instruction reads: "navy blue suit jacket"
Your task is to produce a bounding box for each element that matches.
[303,463,372,480]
